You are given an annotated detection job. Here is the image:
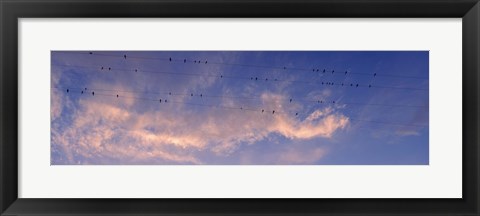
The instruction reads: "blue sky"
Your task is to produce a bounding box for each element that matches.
[51,51,429,165]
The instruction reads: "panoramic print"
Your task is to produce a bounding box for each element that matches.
[51,51,429,165]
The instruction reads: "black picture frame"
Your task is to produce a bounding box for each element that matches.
[1,0,479,215]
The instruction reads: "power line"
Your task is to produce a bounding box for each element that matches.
[55,87,428,128]
[60,51,429,80]
[52,86,426,109]
[52,64,428,91]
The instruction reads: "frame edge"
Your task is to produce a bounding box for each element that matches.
[1,0,479,215]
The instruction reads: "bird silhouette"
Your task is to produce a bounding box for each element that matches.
[369,84,372,88]
[332,70,335,74]
[116,95,119,98]
[81,91,83,94]
[205,61,207,64]
[169,92,172,95]
[101,67,104,70]
[191,93,193,96]
[124,55,126,59]
[89,52,92,54]
[66,89,69,93]
[108,67,111,70]
[184,59,186,63]
[356,84,359,87]
[135,69,138,72]
[295,113,298,116]
[323,69,326,73]
[159,99,162,103]
[169,57,172,61]
[374,73,377,77]
[262,109,264,113]
[92,91,94,96]
[272,110,275,114]
[165,99,168,103]
[255,77,258,81]
[289,99,292,103]
[345,71,348,75]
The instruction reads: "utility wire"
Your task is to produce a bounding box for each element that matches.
[56,87,428,128]
[52,64,428,91]
[53,86,427,108]
[61,51,429,80]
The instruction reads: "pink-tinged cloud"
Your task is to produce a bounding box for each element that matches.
[271,114,349,140]
[51,87,349,164]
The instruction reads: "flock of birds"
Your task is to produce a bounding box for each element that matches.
[56,52,428,127]
[67,51,428,92]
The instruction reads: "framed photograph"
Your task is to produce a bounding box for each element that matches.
[1,0,479,215]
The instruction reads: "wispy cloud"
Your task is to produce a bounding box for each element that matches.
[51,89,348,164]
